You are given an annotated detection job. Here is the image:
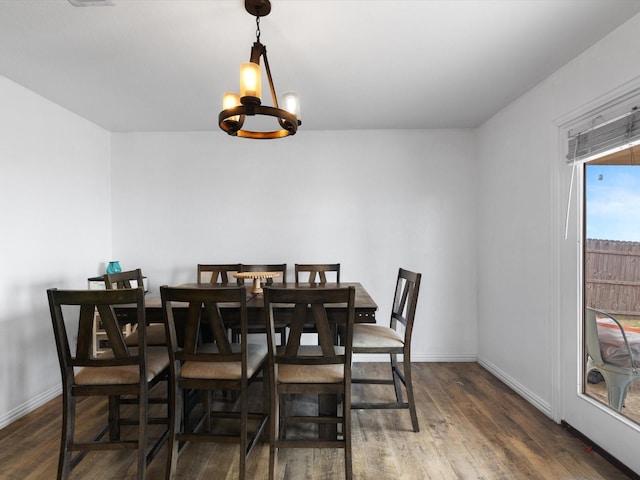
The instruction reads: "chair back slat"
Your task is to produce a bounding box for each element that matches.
[283,303,307,357]
[181,302,202,355]
[204,301,232,354]
[295,263,340,284]
[76,304,96,360]
[96,303,130,358]
[312,303,337,357]
[390,269,421,337]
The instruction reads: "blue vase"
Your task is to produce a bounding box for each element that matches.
[106,261,121,274]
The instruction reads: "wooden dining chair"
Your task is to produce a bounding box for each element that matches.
[160,285,268,480]
[197,263,242,284]
[104,268,166,347]
[349,268,422,432]
[104,267,146,290]
[104,268,169,436]
[263,285,356,480]
[47,287,170,480]
[295,263,341,283]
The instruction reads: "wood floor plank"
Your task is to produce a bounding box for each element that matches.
[0,362,634,479]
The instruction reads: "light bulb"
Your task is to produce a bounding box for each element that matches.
[240,62,261,101]
[281,92,300,119]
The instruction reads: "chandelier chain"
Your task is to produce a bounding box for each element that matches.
[255,16,261,42]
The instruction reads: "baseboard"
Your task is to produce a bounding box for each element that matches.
[0,384,61,430]
[413,353,478,362]
[353,353,477,363]
[477,355,553,418]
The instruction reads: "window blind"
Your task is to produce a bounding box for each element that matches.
[566,107,640,163]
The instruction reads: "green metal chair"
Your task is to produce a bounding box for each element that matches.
[586,307,640,412]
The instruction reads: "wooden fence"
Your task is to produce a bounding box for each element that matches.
[585,238,640,318]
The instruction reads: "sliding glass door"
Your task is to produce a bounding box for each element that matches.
[558,94,640,474]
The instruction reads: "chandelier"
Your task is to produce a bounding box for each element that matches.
[218,0,301,139]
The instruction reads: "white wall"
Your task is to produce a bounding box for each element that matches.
[0,75,111,428]
[476,12,640,472]
[110,129,478,362]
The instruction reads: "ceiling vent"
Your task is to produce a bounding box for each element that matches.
[68,0,115,6]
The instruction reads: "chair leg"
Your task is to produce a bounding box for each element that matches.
[204,390,212,431]
[279,394,287,439]
[181,389,191,435]
[166,384,181,480]
[262,365,271,442]
[601,371,631,412]
[343,389,352,480]
[58,392,75,480]
[137,388,148,480]
[269,387,279,480]
[108,395,121,440]
[239,384,248,480]
[390,354,404,404]
[402,355,419,432]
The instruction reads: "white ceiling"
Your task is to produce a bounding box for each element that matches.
[1,0,639,132]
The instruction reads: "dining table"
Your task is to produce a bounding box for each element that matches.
[114,281,378,327]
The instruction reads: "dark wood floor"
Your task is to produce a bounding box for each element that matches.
[0,362,633,479]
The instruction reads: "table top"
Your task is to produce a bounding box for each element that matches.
[141,282,377,311]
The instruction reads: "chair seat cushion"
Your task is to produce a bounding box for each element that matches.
[352,324,404,350]
[180,343,268,380]
[124,323,167,346]
[277,345,345,384]
[75,346,169,385]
